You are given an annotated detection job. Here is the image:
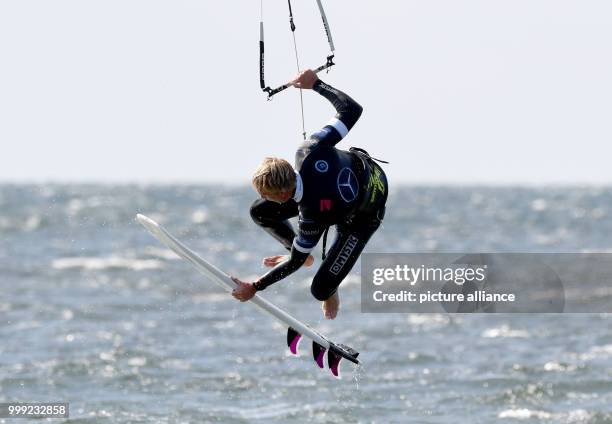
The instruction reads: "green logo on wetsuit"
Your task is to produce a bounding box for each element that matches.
[367,166,386,204]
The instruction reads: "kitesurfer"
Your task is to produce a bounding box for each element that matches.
[232,69,388,319]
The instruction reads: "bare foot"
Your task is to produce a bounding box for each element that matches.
[322,292,340,319]
[263,254,314,267]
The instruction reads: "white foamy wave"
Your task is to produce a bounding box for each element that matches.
[578,344,612,361]
[191,209,210,224]
[0,215,44,232]
[24,215,42,231]
[191,293,232,304]
[498,408,592,422]
[52,256,163,271]
[498,408,552,419]
[406,314,452,326]
[234,250,252,263]
[127,357,147,367]
[531,198,548,212]
[591,344,612,355]
[160,359,192,370]
[564,409,593,421]
[145,247,180,260]
[482,325,530,338]
[543,361,577,372]
[0,216,11,230]
[66,198,84,216]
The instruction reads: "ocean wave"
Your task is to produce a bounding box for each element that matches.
[482,325,530,338]
[406,313,453,326]
[52,256,163,271]
[543,361,578,372]
[577,344,612,361]
[144,247,181,260]
[498,408,592,422]
[0,214,45,232]
[190,208,210,224]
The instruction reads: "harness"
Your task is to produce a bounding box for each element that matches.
[349,147,389,216]
[321,147,388,260]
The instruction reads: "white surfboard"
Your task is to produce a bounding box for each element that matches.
[136,214,359,377]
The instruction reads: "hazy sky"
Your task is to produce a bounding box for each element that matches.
[1,1,610,184]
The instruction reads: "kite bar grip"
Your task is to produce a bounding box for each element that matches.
[264,55,335,100]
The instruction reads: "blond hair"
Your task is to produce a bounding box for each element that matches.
[252,157,296,195]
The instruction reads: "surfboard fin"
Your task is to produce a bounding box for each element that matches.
[286,327,302,355]
[327,344,360,378]
[312,341,326,368]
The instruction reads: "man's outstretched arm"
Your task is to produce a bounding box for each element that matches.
[292,70,363,146]
[251,217,324,291]
[231,218,324,301]
[231,248,310,301]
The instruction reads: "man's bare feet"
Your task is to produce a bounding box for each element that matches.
[263,254,314,267]
[322,291,340,319]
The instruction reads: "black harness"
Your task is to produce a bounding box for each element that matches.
[321,147,388,260]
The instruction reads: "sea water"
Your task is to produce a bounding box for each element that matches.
[0,184,611,423]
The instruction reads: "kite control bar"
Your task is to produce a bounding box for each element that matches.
[262,55,335,100]
[259,0,336,100]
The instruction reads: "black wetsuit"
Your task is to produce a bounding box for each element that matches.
[251,79,388,300]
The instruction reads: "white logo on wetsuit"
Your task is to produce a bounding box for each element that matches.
[330,235,360,275]
[315,160,329,173]
[337,167,359,202]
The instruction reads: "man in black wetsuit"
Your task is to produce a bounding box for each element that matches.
[232,70,388,319]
